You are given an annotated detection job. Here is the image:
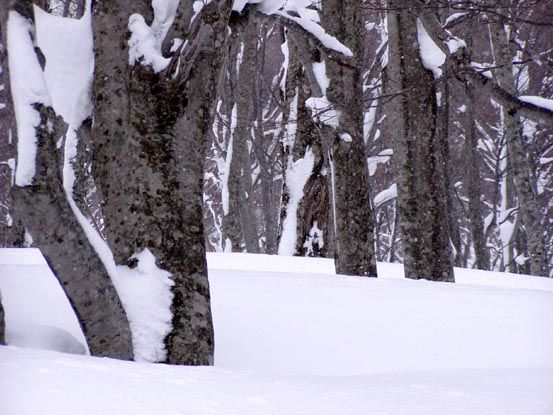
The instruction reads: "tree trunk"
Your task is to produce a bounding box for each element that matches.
[488,14,549,276]
[320,0,377,277]
[224,23,260,253]
[92,0,232,363]
[0,6,25,248]
[386,0,454,282]
[13,104,134,358]
[8,0,133,358]
[465,79,490,270]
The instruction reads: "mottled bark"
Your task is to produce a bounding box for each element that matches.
[8,0,133,358]
[386,1,454,282]
[92,0,232,363]
[321,0,376,276]
[13,104,134,358]
[0,5,25,247]
[488,15,549,276]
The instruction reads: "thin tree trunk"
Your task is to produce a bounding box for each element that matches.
[465,79,490,270]
[0,6,25,247]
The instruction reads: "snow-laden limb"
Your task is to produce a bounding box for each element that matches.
[278,148,315,256]
[128,0,179,73]
[271,10,352,57]
[7,10,51,186]
[519,95,553,112]
[416,18,445,78]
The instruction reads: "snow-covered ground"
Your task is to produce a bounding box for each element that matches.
[1,248,552,414]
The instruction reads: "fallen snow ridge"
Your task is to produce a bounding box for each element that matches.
[1,249,552,415]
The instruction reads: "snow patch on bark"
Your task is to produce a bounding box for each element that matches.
[278,149,315,256]
[416,19,445,78]
[7,10,51,186]
[128,0,179,73]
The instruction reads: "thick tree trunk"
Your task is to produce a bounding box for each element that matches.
[92,0,231,364]
[320,0,377,277]
[488,15,549,276]
[387,0,454,282]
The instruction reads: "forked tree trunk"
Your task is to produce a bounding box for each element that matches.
[92,0,232,364]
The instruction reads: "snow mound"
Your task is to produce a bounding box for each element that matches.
[6,322,86,355]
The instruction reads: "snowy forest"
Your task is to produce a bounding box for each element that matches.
[0,0,552,413]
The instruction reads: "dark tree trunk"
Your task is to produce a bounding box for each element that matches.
[92,0,232,363]
[320,0,377,277]
[387,0,454,282]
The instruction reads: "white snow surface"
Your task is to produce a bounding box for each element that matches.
[0,249,552,414]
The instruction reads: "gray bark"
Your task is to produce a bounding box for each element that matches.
[386,0,454,282]
[465,78,490,270]
[0,5,25,248]
[8,0,133,358]
[223,24,260,253]
[320,0,377,277]
[488,14,549,276]
[13,104,134,359]
[92,0,232,363]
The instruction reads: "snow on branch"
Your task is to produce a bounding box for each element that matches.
[416,8,553,125]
